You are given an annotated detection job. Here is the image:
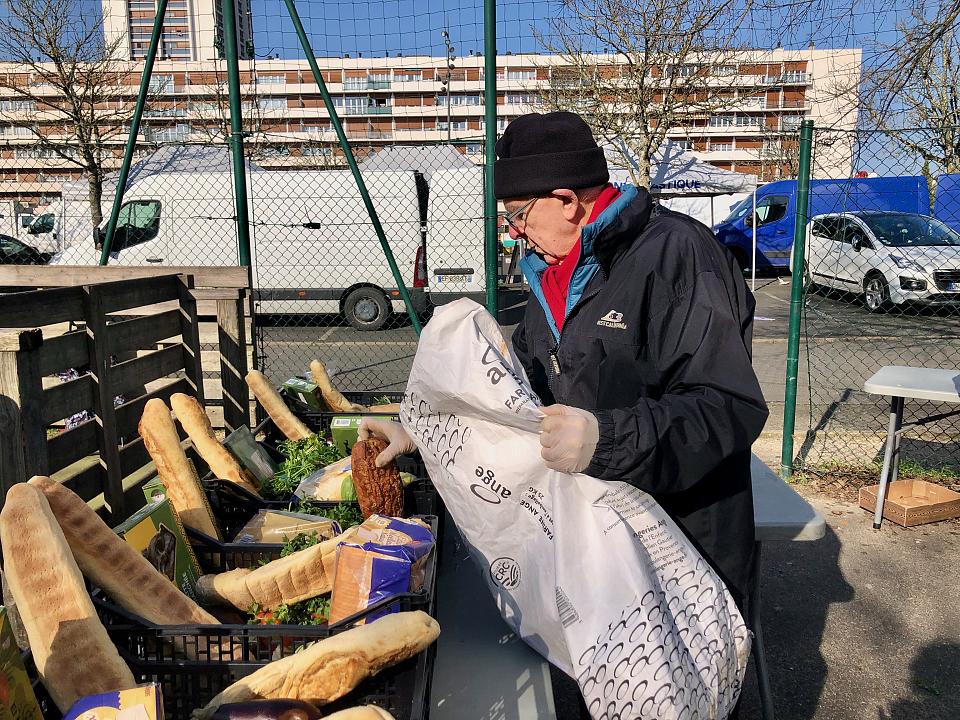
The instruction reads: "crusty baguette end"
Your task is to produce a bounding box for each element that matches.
[245,370,312,441]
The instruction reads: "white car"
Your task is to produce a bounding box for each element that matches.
[805,211,960,311]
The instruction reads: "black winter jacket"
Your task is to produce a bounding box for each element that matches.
[513,184,769,608]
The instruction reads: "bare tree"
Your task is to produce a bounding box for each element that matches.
[0,0,141,229]
[866,16,960,180]
[535,0,753,188]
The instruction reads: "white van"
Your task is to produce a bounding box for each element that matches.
[426,166,486,304]
[52,170,429,330]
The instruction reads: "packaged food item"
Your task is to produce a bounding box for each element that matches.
[328,516,434,625]
[222,426,280,486]
[62,683,163,720]
[232,511,342,544]
[114,499,202,602]
[294,457,416,503]
[0,607,43,720]
[281,377,326,411]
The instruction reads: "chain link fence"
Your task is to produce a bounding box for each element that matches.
[793,126,960,474]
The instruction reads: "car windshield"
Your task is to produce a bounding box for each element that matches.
[721,197,753,224]
[860,214,960,247]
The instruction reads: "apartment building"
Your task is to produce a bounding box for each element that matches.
[102,0,253,61]
[0,49,861,201]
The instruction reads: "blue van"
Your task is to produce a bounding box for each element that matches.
[713,176,931,269]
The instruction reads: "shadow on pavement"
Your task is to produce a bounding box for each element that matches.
[878,639,960,720]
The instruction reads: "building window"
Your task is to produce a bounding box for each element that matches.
[256,74,286,85]
[674,140,694,151]
[502,69,536,80]
[301,122,331,134]
[781,115,803,131]
[714,65,737,76]
[261,145,290,157]
[302,145,334,159]
[735,115,762,127]
[148,74,174,93]
[465,143,482,154]
[0,99,35,112]
[437,94,482,106]
[505,93,540,105]
[144,123,191,142]
[438,120,468,131]
[257,97,287,111]
[741,96,766,109]
[709,141,733,152]
[394,71,420,82]
[782,71,808,84]
[709,115,734,127]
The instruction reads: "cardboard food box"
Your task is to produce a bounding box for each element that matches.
[222,425,278,485]
[281,377,326,410]
[114,499,202,602]
[859,480,960,527]
[62,683,163,720]
[330,414,398,455]
[0,607,43,720]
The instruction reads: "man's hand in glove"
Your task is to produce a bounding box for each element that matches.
[357,418,417,468]
[539,404,599,473]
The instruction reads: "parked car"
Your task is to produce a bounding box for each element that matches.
[0,234,52,265]
[714,176,931,270]
[805,211,960,311]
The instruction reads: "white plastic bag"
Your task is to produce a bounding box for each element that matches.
[401,299,750,720]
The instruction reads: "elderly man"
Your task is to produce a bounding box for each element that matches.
[364,111,767,616]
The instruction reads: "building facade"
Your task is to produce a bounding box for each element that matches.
[102,0,253,61]
[0,49,861,203]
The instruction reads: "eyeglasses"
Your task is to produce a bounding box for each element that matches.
[503,196,539,233]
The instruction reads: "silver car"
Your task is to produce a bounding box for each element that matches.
[805,211,960,311]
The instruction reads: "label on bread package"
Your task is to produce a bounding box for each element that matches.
[114,499,202,603]
[328,515,434,625]
[0,607,43,720]
[232,510,342,544]
[63,683,163,720]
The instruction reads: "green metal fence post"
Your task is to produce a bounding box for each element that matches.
[221,0,253,267]
[280,0,422,334]
[781,120,815,477]
[98,0,169,265]
[483,0,498,317]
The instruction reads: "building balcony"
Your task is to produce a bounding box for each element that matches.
[341,105,392,115]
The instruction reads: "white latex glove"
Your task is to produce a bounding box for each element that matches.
[539,404,600,473]
[357,417,417,468]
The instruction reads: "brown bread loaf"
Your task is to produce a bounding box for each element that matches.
[245,370,312,441]
[351,439,403,519]
[139,398,223,539]
[0,483,136,712]
[193,611,439,718]
[170,393,260,495]
[29,476,217,627]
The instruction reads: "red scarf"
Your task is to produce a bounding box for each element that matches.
[540,184,621,332]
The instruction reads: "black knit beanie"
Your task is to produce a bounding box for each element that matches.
[494,111,609,199]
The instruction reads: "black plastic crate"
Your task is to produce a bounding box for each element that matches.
[94,602,435,720]
[202,475,439,544]
[280,390,406,432]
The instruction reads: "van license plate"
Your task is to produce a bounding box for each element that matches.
[947,282,960,291]
[437,274,472,284]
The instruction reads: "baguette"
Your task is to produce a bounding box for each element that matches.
[139,398,223,540]
[351,439,403,519]
[309,361,366,413]
[196,526,359,611]
[29,476,217,627]
[246,370,312,441]
[323,708,395,720]
[0,483,136,712]
[194,611,439,718]
[170,393,260,495]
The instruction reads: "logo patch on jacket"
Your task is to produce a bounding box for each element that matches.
[597,310,627,329]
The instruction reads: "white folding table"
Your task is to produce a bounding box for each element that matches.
[430,455,825,720]
[863,366,960,529]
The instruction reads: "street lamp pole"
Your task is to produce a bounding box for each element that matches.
[441,28,455,143]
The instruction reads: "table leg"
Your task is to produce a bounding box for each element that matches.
[750,542,776,720]
[890,397,905,485]
[873,396,904,530]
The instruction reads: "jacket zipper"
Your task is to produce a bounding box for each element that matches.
[545,285,603,395]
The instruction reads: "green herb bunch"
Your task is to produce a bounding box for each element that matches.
[260,435,346,499]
